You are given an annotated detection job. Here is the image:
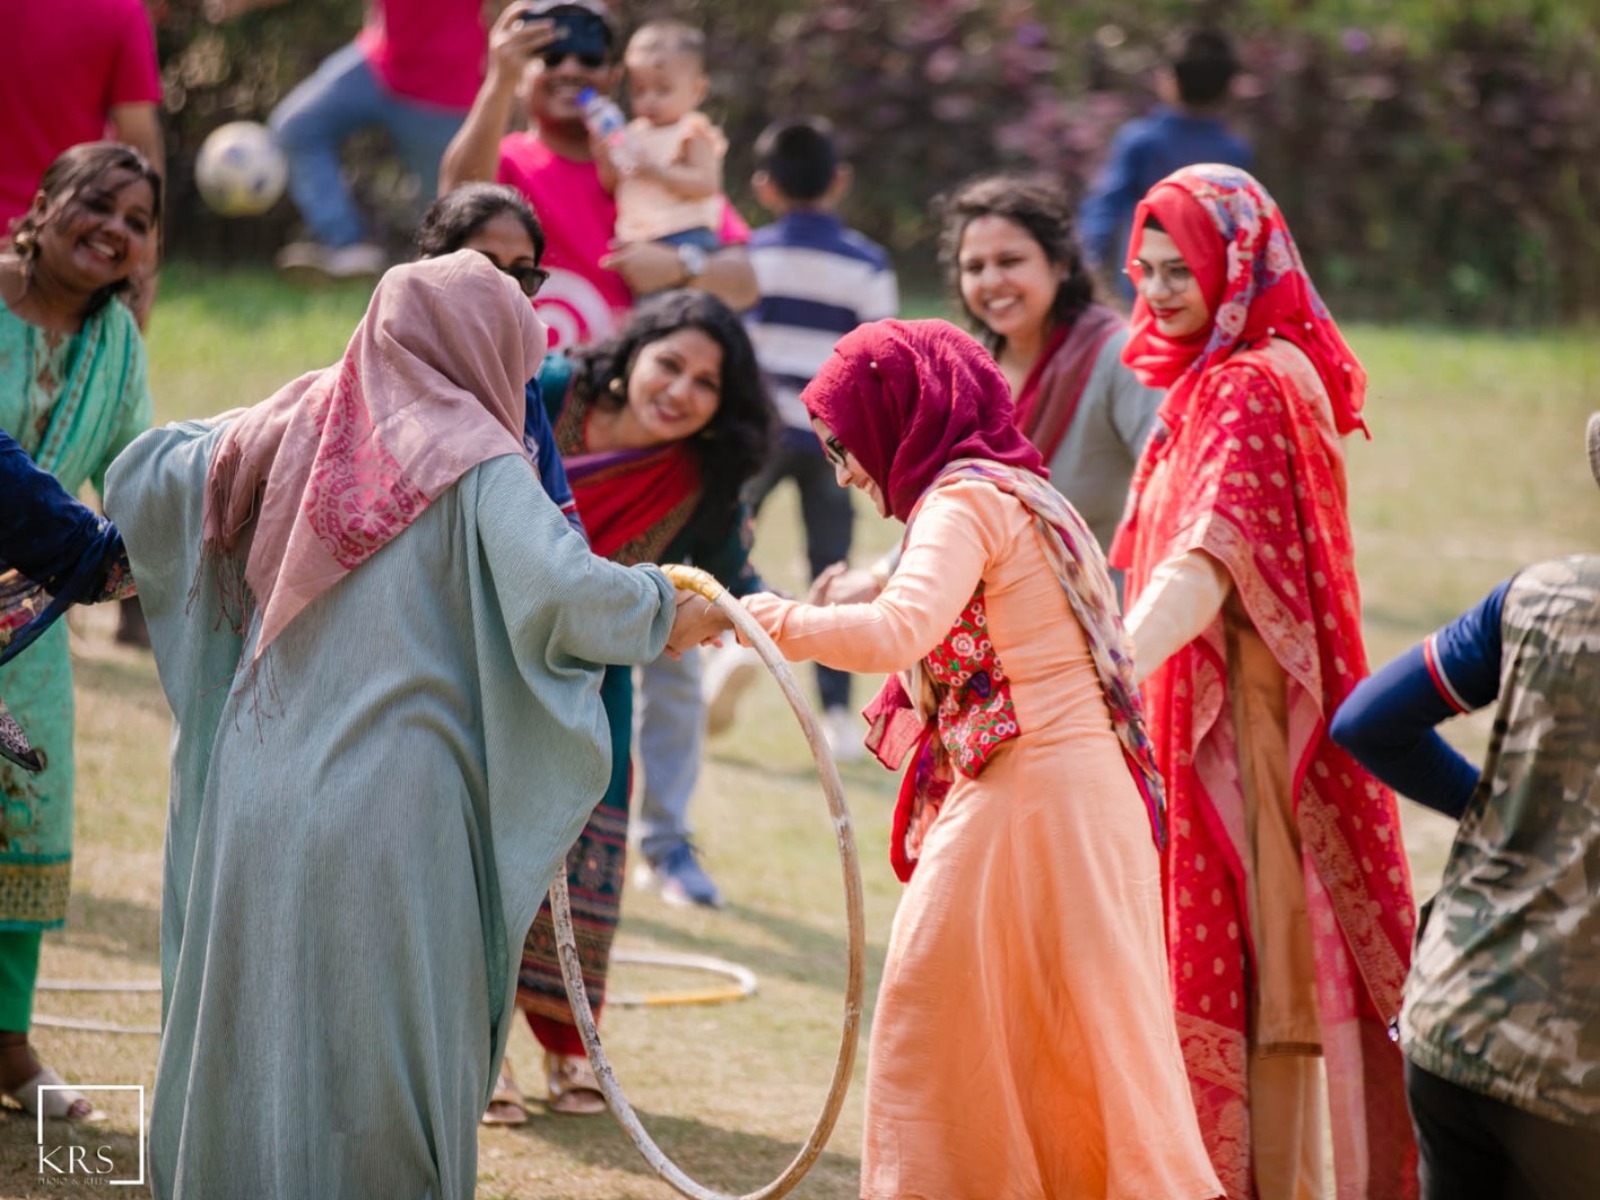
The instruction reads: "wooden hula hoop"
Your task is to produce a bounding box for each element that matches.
[549,564,867,1200]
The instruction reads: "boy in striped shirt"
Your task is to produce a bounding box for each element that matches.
[717,117,897,757]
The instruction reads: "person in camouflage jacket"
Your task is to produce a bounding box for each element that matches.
[1328,412,1600,1200]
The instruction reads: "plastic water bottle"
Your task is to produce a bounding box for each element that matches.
[578,88,636,172]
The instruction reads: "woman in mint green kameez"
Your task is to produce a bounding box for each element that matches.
[0,142,159,1120]
[106,251,692,1200]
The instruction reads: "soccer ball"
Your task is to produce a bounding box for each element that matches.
[194,121,288,217]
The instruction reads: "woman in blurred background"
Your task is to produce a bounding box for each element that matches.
[943,173,1161,568]
[0,141,158,1120]
[416,182,581,537]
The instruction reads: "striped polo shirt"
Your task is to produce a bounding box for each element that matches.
[746,210,898,429]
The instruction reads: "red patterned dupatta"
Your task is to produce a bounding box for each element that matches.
[563,444,700,566]
[557,421,702,566]
[1113,168,1416,1198]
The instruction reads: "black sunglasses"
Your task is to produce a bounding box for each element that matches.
[538,48,607,69]
[473,250,550,298]
[507,263,551,298]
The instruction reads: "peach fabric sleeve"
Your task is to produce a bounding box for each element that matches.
[1124,548,1231,685]
[741,480,1007,675]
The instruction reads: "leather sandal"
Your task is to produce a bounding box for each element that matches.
[9,1067,96,1122]
[544,1051,606,1116]
[481,1063,528,1127]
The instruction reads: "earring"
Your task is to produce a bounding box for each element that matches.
[608,376,626,398]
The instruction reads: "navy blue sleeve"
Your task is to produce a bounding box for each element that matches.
[522,379,584,537]
[1427,579,1508,713]
[1329,580,1512,819]
[0,429,128,668]
[0,428,123,591]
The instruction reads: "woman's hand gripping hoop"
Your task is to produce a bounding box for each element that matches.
[547,564,867,1200]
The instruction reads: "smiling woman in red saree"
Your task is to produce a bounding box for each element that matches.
[508,290,772,1118]
[1112,165,1417,1199]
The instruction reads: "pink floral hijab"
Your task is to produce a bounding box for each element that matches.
[202,251,547,659]
[1121,164,1368,438]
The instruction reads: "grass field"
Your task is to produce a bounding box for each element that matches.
[0,267,1595,1197]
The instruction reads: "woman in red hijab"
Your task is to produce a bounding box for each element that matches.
[681,318,1221,1199]
[1111,165,1418,1199]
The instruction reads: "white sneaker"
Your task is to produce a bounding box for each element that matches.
[276,240,386,281]
[702,644,761,736]
[823,706,865,763]
[632,842,723,909]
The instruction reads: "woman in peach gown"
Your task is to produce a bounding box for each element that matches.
[682,319,1220,1200]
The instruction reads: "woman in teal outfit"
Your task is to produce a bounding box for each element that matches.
[106,252,699,1200]
[0,141,159,1120]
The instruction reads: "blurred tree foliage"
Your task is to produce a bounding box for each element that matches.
[149,0,1600,322]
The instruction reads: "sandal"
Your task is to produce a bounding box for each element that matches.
[544,1051,606,1116]
[482,1062,528,1127]
[9,1067,96,1122]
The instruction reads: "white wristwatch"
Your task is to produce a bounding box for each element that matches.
[676,243,709,285]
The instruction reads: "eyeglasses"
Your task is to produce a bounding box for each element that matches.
[538,49,607,69]
[473,250,550,298]
[1124,261,1196,293]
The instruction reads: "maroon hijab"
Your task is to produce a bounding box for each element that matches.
[800,319,1046,522]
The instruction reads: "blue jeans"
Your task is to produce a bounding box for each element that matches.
[269,42,467,248]
[633,649,706,865]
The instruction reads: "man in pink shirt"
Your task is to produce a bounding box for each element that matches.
[0,0,163,238]
[440,0,755,348]
[214,0,493,279]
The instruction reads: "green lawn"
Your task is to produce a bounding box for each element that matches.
[2,269,1595,1197]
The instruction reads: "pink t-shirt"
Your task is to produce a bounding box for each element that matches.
[0,0,162,231]
[355,0,486,111]
[498,132,750,351]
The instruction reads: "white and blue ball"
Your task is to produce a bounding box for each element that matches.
[194,121,288,217]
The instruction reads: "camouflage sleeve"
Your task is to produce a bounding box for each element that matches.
[1329,581,1513,819]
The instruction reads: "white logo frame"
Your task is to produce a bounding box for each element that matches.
[37,1084,146,1186]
